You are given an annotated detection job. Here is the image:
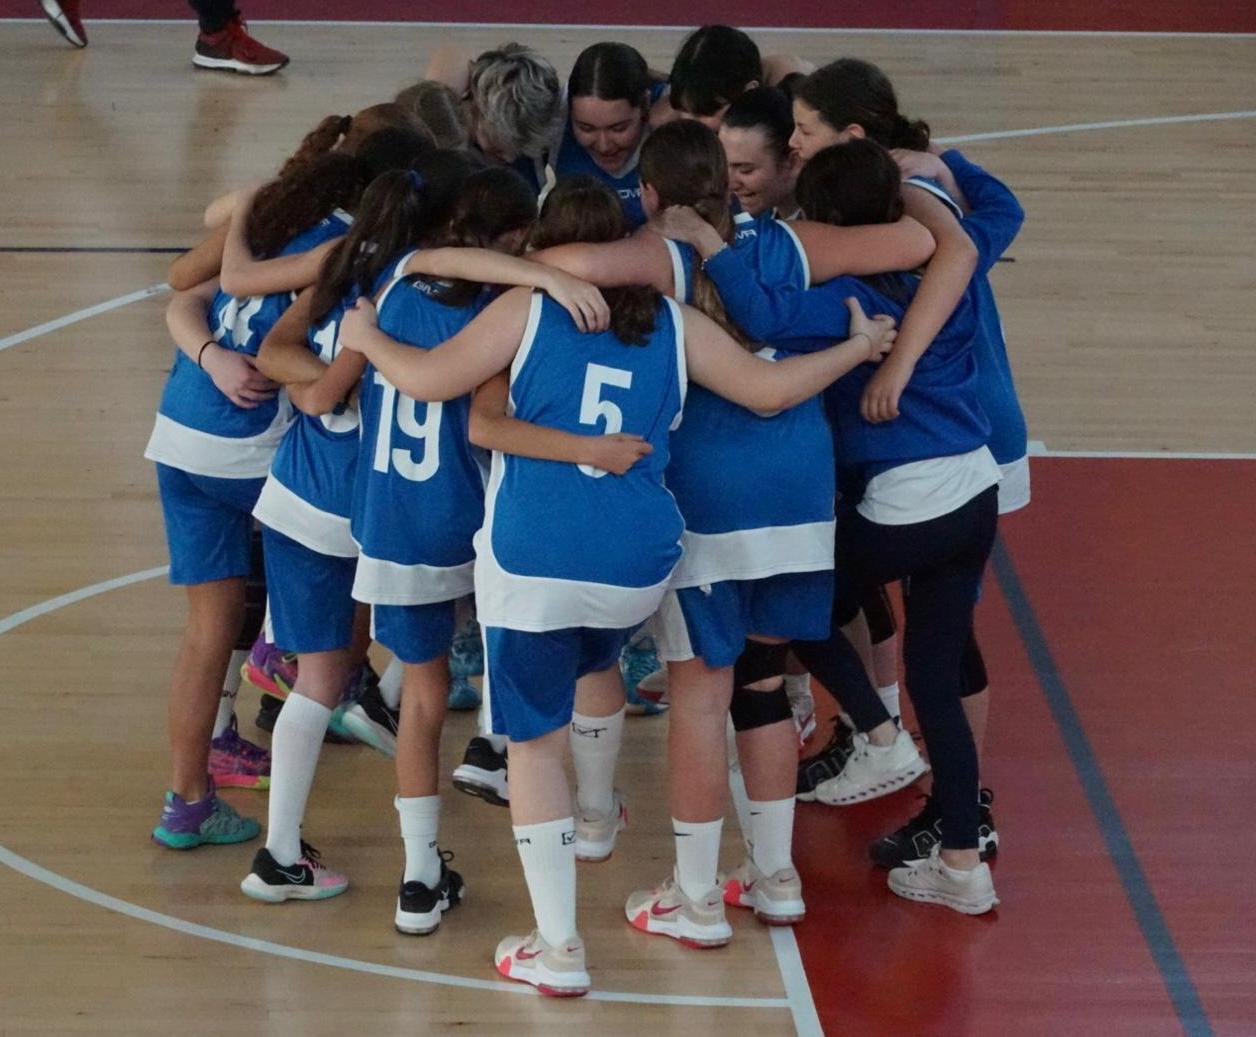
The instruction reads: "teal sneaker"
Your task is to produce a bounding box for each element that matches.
[152,779,261,849]
[620,637,667,717]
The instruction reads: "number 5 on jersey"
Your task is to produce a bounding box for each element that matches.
[372,373,442,482]
[578,363,633,478]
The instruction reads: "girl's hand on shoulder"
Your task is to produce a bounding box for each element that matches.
[339,297,378,353]
[845,297,897,362]
[583,433,653,476]
[202,345,279,409]
[891,148,947,182]
[545,270,609,333]
[649,205,722,257]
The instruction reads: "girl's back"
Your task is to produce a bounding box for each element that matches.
[476,292,686,631]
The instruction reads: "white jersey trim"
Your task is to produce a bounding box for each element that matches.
[252,474,357,558]
[904,176,965,218]
[669,520,836,588]
[653,590,696,663]
[663,295,688,427]
[143,406,292,480]
[473,450,671,632]
[663,238,688,303]
[351,552,475,606]
[776,218,812,289]
[996,454,1031,514]
[508,291,545,412]
[857,446,1001,526]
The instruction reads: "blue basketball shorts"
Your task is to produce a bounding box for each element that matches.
[156,463,265,586]
[372,599,457,665]
[261,526,357,654]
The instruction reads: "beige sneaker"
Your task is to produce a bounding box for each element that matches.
[494,930,590,997]
[888,846,999,915]
[575,790,627,862]
[624,871,732,948]
[720,857,806,925]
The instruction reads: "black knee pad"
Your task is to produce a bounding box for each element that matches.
[730,640,792,732]
[236,523,267,650]
[861,584,897,645]
[730,684,793,732]
[961,632,988,697]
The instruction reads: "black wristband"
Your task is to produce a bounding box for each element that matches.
[197,340,215,368]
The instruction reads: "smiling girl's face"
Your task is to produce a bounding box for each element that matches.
[570,95,647,175]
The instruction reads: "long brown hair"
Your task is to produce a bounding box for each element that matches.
[795,59,930,151]
[247,152,367,259]
[638,120,747,344]
[531,177,658,346]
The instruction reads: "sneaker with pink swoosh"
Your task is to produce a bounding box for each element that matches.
[720,858,806,925]
[624,871,732,948]
[494,931,590,997]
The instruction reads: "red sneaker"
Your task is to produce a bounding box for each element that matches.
[193,16,289,76]
[39,0,87,48]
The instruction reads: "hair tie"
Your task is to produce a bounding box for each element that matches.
[408,169,425,192]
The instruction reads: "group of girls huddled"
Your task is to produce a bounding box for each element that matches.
[146,23,1029,997]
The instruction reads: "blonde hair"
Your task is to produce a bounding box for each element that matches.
[394,80,471,149]
[468,43,562,159]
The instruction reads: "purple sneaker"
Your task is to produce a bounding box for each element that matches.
[152,777,261,849]
[240,634,297,698]
[209,715,271,790]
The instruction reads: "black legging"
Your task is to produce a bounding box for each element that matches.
[188,0,238,34]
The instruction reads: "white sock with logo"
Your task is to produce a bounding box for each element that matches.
[673,817,723,900]
[396,794,442,887]
[379,656,404,710]
[570,707,624,816]
[877,682,901,720]
[513,817,577,947]
[265,693,331,866]
[748,797,795,876]
[212,650,248,738]
[727,759,754,854]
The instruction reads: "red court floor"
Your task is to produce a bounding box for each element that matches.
[792,458,1255,1037]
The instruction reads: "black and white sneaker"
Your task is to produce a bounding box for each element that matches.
[452,736,509,806]
[395,855,465,935]
[339,681,400,757]
[240,843,349,902]
[796,720,855,801]
[255,692,355,745]
[869,788,1000,869]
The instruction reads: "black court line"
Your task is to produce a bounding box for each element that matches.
[0,247,187,254]
[991,535,1215,1037]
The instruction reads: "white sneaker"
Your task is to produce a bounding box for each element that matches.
[814,728,929,805]
[495,930,590,997]
[575,790,627,862]
[625,871,732,948]
[887,846,999,914]
[720,857,806,924]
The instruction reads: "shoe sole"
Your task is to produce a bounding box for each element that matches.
[241,873,348,902]
[241,661,293,699]
[626,909,732,948]
[338,711,397,758]
[814,757,930,806]
[39,0,87,47]
[872,831,1000,870]
[395,888,463,935]
[152,823,260,849]
[886,876,999,915]
[193,54,288,75]
[211,773,271,791]
[495,955,589,997]
[723,881,806,924]
[452,767,509,807]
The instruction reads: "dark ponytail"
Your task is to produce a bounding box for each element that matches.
[668,24,762,117]
[796,58,930,151]
[531,176,659,346]
[247,152,367,260]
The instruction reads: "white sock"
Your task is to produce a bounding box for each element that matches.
[748,797,795,876]
[513,817,577,946]
[570,707,624,816]
[727,764,754,855]
[484,733,508,753]
[265,694,332,866]
[213,649,248,738]
[782,671,812,704]
[395,794,442,887]
[379,656,404,710]
[673,817,723,900]
[877,682,901,720]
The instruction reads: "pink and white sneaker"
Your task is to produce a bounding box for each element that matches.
[495,931,590,997]
[240,843,348,902]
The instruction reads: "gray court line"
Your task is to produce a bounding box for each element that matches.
[0,282,169,353]
[0,569,789,1012]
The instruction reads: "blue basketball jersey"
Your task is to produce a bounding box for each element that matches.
[551,83,667,227]
[475,292,686,632]
[145,211,352,479]
[664,233,833,586]
[351,256,488,606]
[254,272,380,559]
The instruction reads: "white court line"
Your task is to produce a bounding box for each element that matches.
[770,927,824,1037]
[0,283,169,353]
[0,570,788,1012]
[1032,448,1256,460]
[4,18,1256,37]
[936,108,1256,144]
